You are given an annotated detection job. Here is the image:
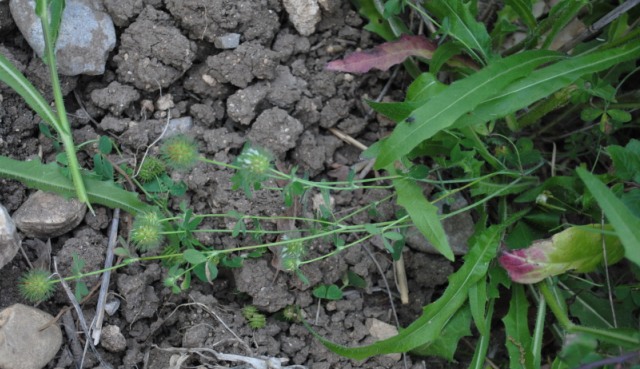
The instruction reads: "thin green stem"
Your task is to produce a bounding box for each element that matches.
[39,3,90,210]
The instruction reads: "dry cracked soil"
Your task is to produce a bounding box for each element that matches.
[0,1,465,368]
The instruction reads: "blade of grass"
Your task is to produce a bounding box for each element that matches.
[456,39,640,130]
[373,50,559,168]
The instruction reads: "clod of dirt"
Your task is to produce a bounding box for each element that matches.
[9,0,116,76]
[100,324,127,352]
[90,81,141,116]
[247,108,304,159]
[55,228,106,290]
[116,263,162,323]
[282,0,321,36]
[405,193,474,256]
[202,41,280,88]
[12,191,86,238]
[0,303,62,369]
[292,131,342,176]
[103,0,143,27]
[114,5,197,91]
[0,204,20,270]
[0,2,16,35]
[233,259,295,313]
[266,65,308,109]
[226,83,268,125]
[165,0,280,45]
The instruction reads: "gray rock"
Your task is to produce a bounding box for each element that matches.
[9,0,116,76]
[0,304,62,369]
[100,325,126,352]
[214,33,241,49]
[0,203,20,270]
[13,191,86,238]
[405,193,474,256]
[282,0,321,36]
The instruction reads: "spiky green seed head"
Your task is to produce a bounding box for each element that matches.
[248,312,266,329]
[242,305,258,320]
[281,237,306,260]
[138,156,166,182]
[237,145,273,176]
[130,212,164,251]
[280,256,300,272]
[19,269,56,303]
[160,135,199,171]
[282,305,300,322]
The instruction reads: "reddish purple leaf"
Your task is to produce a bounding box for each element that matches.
[326,34,437,74]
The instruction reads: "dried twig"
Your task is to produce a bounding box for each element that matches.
[91,208,120,345]
[559,0,640,52]
[53,257,113,369]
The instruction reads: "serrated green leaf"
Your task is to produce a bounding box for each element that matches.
[503,284,533,369]
[0,156,151,215]
[411,304,472,360]
[577,168,640,267]
[504,0,536,29]
[306,226,500,359]
[374,50,558,168]
[458,40,640,129]
[608,140,640,182]
[183,249,207,265]
[468,275,488,335]
[426,0,492,63]
[393,175,453,260]
[351,0,395,40]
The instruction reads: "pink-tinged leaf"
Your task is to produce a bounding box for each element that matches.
[326,34,437,74]
[499,224,625,284]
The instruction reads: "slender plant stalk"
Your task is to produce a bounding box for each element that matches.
[38,0,91,210]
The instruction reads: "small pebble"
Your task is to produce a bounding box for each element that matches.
[100,325,127,353]
[214,33,241,49]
